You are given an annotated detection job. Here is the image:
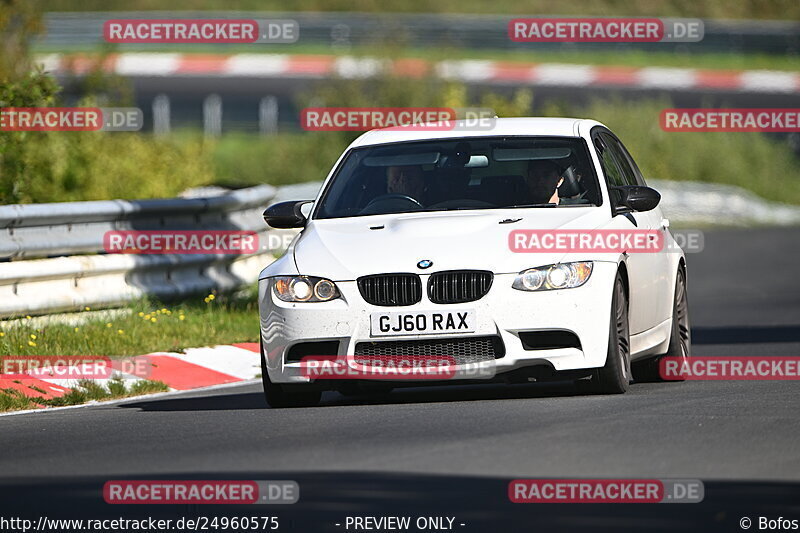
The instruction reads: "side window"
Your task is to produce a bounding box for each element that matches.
[601,133,637,186]
[593,133,625,187]
[615,139,647,186]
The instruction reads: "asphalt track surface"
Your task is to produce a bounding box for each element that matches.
[1,227,799,532]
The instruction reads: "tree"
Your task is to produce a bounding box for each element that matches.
[0,0,60,203]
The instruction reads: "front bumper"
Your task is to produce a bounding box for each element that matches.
[258,262,617,384]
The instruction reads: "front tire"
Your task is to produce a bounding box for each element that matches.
[588,271,631,394]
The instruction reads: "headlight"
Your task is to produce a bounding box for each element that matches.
[512,262,593,291]
[273,276,341,302]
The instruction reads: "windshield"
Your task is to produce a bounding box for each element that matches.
[314,136,601,219]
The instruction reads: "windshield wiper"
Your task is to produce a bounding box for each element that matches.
[505,203,558,208]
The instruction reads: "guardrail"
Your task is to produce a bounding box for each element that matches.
[0,185,278,260]
[40,12,800,55]
[0,186,299,318]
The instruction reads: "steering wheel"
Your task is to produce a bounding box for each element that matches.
[559,165,588,199]
[363,194,423,209]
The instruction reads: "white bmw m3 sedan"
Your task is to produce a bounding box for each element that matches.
[258,118,690,407]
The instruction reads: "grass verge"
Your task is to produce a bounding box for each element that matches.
[0,289,259,412]
[0,286,260,357]
[0,377,169,412]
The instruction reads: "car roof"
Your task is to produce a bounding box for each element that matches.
[349,117,605,148]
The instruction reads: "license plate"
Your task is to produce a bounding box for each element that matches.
[369,310,476,337]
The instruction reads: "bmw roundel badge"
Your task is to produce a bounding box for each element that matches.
[417,259,433,269]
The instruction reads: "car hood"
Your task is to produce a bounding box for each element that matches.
[292,208,610,280]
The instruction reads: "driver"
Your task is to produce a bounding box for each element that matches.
[386,165,425,203]
[525,159,564,205]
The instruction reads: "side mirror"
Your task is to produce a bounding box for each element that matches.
[263,200,313,229]
[611,186,661,213]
